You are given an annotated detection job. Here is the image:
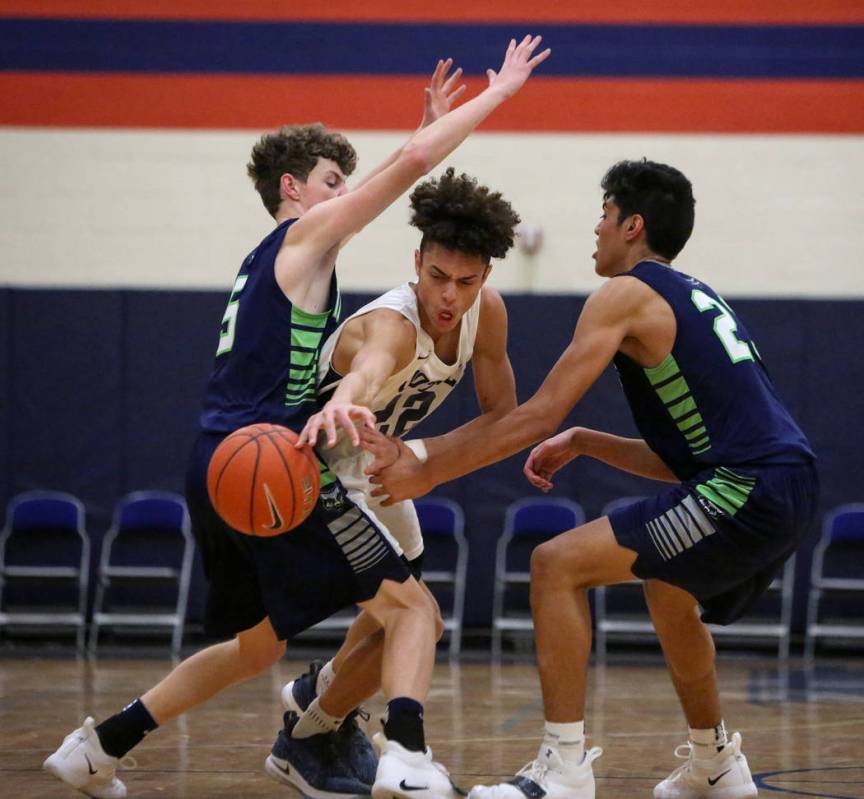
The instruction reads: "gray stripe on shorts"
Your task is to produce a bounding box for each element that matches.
[662,509,694,549]
[647,520,671,560]
[669,505,699,546]
[342,526,378,555]
[351,543,389,572]
[681,495,716,538]
[656,515,685,555]
[328,507,363,536]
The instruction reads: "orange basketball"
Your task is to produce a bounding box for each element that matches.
[207,423,320,536]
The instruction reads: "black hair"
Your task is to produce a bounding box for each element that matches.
[601,159,695,260]
[247,123,357,217]
[409,168,521,262]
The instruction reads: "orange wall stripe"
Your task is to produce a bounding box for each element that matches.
[2,74,862,134]
[1,1,863,24]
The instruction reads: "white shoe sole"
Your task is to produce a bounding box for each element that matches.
[43,756,127,799]
[265,753,368,799]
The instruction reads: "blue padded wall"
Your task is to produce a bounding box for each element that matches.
[1,288,860,637]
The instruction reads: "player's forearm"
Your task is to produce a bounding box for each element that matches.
[572,428,678,482]
[424,398,557,485]
[405,85,508,175]
[331,372,375,408]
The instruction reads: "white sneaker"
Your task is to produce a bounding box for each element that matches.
[469,744,602,799]
[43,717,129,798]
[371,732,457,799]
[654,731,757,799]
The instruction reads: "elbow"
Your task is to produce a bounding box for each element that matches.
[399,142,433,177]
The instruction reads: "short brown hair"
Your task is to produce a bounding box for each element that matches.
[246,123,357,217]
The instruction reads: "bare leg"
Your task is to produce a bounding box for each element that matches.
[360,577,439,702]
[315,581,443,716]
[643,580,722,729]
[530,517,637,722]
[142,616,285,724]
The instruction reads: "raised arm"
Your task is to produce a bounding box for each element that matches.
[276,36,551,302]
[349,58,466,196]
[296,309,416,448]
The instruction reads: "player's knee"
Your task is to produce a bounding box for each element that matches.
[237,637,285,677]
[531,538,580,587]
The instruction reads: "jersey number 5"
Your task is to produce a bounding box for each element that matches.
[691,289,754,364]
[216,275,249,356]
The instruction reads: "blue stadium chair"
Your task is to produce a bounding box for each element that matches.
[415,497,468,659]
[0,491,90,650]
[89,491,193,657]
[595,495,797,659]
[805,503,864,659]
[492,497,585,660]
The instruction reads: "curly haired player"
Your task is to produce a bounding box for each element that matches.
[270,167,521,799]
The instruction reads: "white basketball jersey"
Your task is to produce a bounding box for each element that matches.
[315,282,481,560]
[318,281,481,444]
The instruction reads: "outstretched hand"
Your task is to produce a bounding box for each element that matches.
[486,34,552,98]
[420,58,467,128]
[523,429,579,492]
[295,402,377,449]
[360,426,434,505]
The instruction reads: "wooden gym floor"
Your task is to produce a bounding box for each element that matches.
[2,654,862,798]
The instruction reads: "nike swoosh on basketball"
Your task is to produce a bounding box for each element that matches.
[399,778,429,791]
[84,754,98,775]
[707,769,731,786]
[262,483,284,530]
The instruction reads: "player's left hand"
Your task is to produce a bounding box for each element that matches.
[523,428,579,491]
[296,402,377,449]
[361,426,433,504]
[419,58,466,128]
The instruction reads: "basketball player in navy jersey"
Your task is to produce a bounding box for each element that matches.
[267,168,520,797]
[366,159,817,799]
[44,37,551,799]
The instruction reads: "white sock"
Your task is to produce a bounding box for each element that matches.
[292,697,344,739]
[543,720,585,765]
[315,660,336,697]
[689,721,727,758]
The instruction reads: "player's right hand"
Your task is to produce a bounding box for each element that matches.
[296,402,377,449]
[419,58,466,128]
[523,428,579,492]
[486,34,551,99]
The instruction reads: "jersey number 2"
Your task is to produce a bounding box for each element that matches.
[691,289,754,364]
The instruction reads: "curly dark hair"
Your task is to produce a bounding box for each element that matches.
[246,123,357,217]
[601,159,695,260]
[409,168,521,262]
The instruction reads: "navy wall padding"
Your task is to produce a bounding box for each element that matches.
[1,288,860,639]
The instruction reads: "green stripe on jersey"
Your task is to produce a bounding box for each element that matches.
[644,353,712,456]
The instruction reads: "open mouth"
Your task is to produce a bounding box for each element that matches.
[438,310,454,325]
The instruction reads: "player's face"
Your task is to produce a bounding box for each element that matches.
[296,158,348,210]
[593,198,630,277]
[414,243,490,337]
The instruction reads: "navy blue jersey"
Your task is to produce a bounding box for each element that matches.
[612,261,814,481]
[200,219,342,433]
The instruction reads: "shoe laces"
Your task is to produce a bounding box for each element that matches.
[515,759,549,788]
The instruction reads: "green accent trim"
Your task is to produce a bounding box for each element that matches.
[293,329,325,349]
[644,354,680,386]
[292,351,316,367]
[678,413,704,433]
[685,426,707,441]
[289,367,315,380]
[319,466,337,487]
[688,435,710,450]
[692,444,711,455]
[696,472,756,516]
[657,377,689,404]
[669,396,697,420]
[291,305,330,328]
[696,484,737,515]
[716,466,756,484]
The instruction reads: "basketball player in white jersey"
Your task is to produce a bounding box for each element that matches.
[268,168,521,799]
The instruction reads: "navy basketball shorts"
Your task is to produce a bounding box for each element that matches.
[608,461,819,625]
[186,431,411,640]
